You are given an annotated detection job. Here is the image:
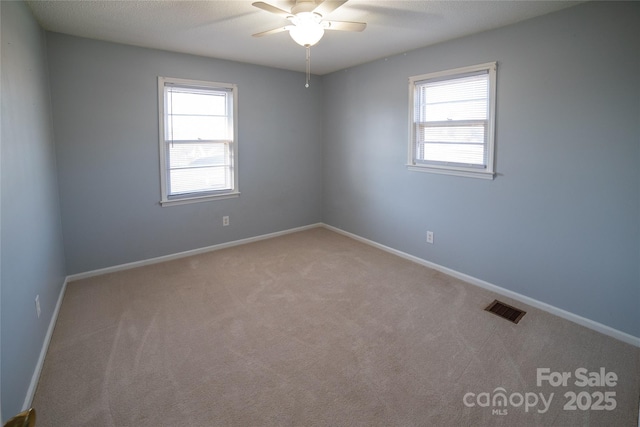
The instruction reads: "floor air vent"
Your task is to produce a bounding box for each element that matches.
[485,300,526,324]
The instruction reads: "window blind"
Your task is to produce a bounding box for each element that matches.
[164,84,234,196]
[414,71,489,168]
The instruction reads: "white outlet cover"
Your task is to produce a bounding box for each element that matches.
[427,231,434,244]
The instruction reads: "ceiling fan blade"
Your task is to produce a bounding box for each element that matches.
[252,26,290,37]
[313,0,348,17]
[252,2,292,18]
[324,20,367,32]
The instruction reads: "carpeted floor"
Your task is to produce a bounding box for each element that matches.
[33,227,639,426]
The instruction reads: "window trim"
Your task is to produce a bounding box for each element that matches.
[407,62,497,180]
[158,76,239,207]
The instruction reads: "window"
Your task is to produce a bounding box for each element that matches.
[408,62,497,179]
[158,77,239,206]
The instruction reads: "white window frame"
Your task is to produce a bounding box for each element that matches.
[408,62,497,179]
[158,76,239,207]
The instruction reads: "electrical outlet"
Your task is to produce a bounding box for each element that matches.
[223,216,229,226]
[35,295,41,319]
[426,231,434,244]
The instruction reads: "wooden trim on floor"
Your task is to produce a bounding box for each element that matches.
[322,224,640,348]
[67,223,324,282]
[64,221,639,348]
[23,277,68,411]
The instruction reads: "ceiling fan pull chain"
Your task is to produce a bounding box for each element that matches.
[305,46,311,88]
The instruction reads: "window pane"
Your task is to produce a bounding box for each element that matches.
[169,166,231,195]
[420,99,487,122]
[160,77,238,203]
[419,142,485,166]
[409,63,495,177]
[167,89,227,116]
[418,73,488,122]
[420,125,485,144]
[166,115,228,141]
[168,142,227,169]
[420,73,488,103]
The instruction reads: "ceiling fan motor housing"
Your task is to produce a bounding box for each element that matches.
[291,0,320,16]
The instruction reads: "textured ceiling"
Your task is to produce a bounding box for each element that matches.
[27,0,582,75]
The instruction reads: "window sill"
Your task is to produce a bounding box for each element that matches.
[160,191,240,207]
[407,165,495,180]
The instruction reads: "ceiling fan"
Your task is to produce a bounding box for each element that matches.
[252,1,366,46]
[251,0,367,87]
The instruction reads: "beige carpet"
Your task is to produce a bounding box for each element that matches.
[33,228,639,426]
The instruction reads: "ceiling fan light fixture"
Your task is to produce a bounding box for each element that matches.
[289,12,324,47]
[251,1,366,87]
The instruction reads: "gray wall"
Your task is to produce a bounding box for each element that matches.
[322,1,640,338]
[1,1,67,419]
[46,34,324,275]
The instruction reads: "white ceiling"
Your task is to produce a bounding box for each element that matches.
[27,0,582,75]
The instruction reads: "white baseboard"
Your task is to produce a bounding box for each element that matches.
[323,224,640,348]
[22,276,69,411]
[64,221,640,348]
[22,221,639,419]
[67,223,323,282]
[21,224,324,415]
